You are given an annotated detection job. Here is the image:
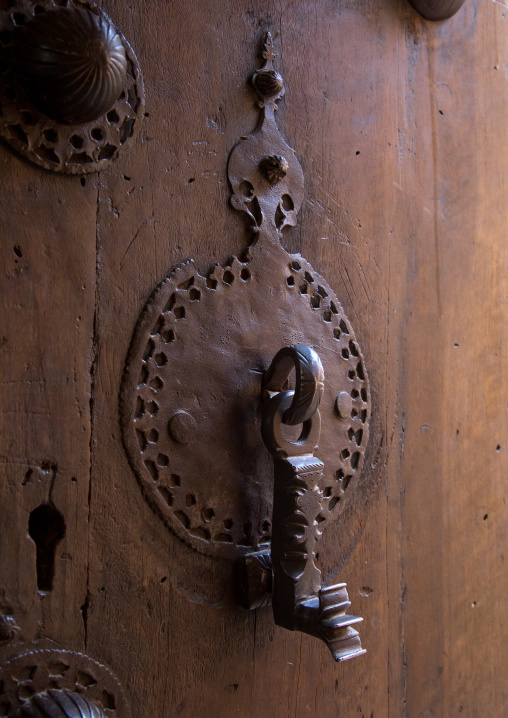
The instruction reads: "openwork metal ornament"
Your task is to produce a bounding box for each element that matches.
[0,0,143,174]
[121,33,371,569]
[0,649,130,718]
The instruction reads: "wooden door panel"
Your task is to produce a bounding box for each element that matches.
[1,1,508,716]
[0,151,97,649]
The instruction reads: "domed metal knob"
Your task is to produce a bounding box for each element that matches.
[14,689,105,718]
[0,615,19,642]
[252,69,284,100]
[15,6,127,125]
[407,0,466,20]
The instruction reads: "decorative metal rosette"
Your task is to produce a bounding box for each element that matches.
[0,0,144,173]
[0,649,130,718]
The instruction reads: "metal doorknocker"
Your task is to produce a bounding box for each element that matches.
[259,344,364,661]
[121,32,372,661]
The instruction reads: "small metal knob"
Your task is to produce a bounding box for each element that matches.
[0,615,19,642]
[259,154,289,185]
[252,68,284,99]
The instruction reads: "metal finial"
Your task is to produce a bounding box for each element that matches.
[228,31,303,236]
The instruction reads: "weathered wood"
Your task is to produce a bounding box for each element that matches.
[394,5,508,715]
[2,0,508,716]
[0,153,97,648]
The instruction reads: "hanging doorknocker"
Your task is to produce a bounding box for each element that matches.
[259,344,364,660]
[121,32,371,661]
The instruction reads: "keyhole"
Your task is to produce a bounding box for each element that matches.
[28,503,66,593]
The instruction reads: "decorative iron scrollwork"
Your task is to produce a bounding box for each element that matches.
[228,32,303,234]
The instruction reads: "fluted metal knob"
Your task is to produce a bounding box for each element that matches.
[15,6,127,125]
[15,689,105,718]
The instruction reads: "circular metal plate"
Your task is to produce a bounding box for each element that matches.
[0,650,130,718]
[0,0,144,174]
[121,241,371,560]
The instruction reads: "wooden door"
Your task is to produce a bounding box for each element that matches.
[1,1,507,716]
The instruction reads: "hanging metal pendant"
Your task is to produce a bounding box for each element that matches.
[120,33,371,565]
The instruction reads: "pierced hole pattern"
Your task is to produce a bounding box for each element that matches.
[0,0,144,174]
[286,257,370,517]
[123,250,370,559]
[125,256,257,557]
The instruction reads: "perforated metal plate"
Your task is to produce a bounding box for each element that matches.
[0,649,131,718]
[120,240,371,560]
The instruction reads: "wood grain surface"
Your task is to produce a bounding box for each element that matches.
[1,0,508,716]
